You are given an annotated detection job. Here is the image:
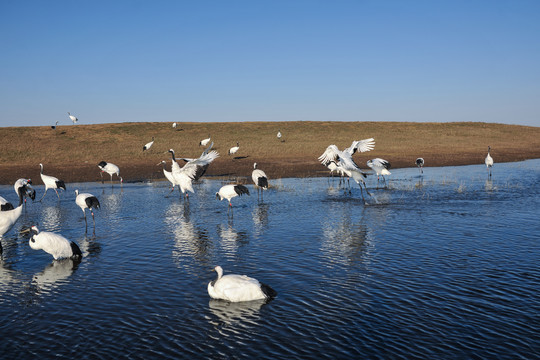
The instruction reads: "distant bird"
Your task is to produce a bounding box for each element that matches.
[199,135,211,147]
[158,160,179,195]
[172,122,177,129]
[367,158,391,188]
[14,178,36,206]
[216,184,250,215]
[416,158,424,174]
[143,137,154,152]
[277,130,283,142]
[228,142,240,156]
[51,121,59,130]
[318,139,375,202]
[67,112,78,124]
[38,163,66,201]
[485,146,494,177]
[28,226,82,260]
[98,161,123,184]
[252,163,268,200]
[0,195,23,237]
[75,190,100,231]
[208,265,277,302]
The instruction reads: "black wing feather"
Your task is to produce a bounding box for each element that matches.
[233,184,250,196]
[85,196,100,210]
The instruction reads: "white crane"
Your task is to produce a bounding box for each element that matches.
[277,130,283,142]
[14,178,36,206]
[75,190,100,231]
[28,226,82,260]
[252,163,268,200]
[199,135,211,147]
[158,160,179,196]
[208,265,277,302]
[318,139,375,202]
[38,163,66,201]
[367,158,391,188]
[143,137,154,152]
[216,184,250,215]
[67,112,78,124]
[485,146,494,177]
[0,194,23,237]
[167,149,210,199]
[97,161,123,185]
[416,158,425,174]
[172,122,177,129]
[177,142,219,181]
[228,142,240,156]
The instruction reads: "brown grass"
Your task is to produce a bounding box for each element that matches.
[0,121,539,184]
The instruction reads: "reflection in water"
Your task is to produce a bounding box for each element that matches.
[40,205,62,231]
[166,202,210,266]
[32,258,81,294]
[485,179,494,191]
[0,259,16,289]
[321,213,371,266]
[217,223,249,256]
[252,203,269,236]
[207,299,265,327]
[77,234,102,259]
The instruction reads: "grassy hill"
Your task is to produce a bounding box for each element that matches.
[0,121,539,184]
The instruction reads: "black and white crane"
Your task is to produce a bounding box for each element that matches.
[485,146,494,177]
[143,137,154,152]
[208,265,277,302]
[98,161,123,185]
[75,190,100,231]
[216,184,250,215]
[67,112,78,124]
[228,142,240,156]
[38,163,66,201]
[0,192,23,237]
[367,158,391,188]
[28,226,82,260]
[199,135,211,147]
[14,178,36,206]
[251,163,268,200]
[416,158,425,174]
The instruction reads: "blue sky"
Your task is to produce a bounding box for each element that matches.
[1,1,539,127]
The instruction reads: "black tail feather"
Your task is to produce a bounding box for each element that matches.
[258,177,268,189]
[85,196,101,210]
[70,242,82,258]
[260,283,277,299]
[234,184,250,196]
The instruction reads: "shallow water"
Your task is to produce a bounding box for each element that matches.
[1,160,539,359]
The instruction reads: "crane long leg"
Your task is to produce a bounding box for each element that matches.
[84,211,88,230]
[38,188,48,202]
[91,211,95,229]
[54,188,60,198]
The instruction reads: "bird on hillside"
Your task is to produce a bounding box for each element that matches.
[75,190,100,231]
[367,158,391,188]
[485,146,494,177]
[38,163,66,201]
[416,158,425,174]
[277,130,283,142]
[27,226,82,260]
[199,135,211,147]
[67,112,78,124]
[208,265,277,303]
[51,121,59,130]
[0,193,24,237]
[143,137,154,152]
[318,139,375,202]
[98,161,123,185]
[14,178,36,207]
[228,142,240,156]
[216,184,250,215]
[172,122,177,129]
[252,163,269,200]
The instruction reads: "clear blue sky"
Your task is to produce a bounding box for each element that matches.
[1,0,539,127]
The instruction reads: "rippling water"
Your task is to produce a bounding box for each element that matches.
[1,160,539,359]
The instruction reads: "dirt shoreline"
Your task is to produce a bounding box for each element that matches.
[1,121,539,185]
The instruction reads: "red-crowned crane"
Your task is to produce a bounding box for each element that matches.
[75,190,100,232]
[38,163,66,201]
[208,265,277,302]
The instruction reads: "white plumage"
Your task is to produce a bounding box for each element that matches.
[0,196,23,236]
[367,158,391,187]
[318,139,375,202]
[143,137,154,151]
[199,135,211,147]
[172,122,177,129]
[277,130,282,141]
[28,226,82,260]
[38,163,66,201]
[67,112,78,124]
[485,146,494,177]
[158,160,179,195]
[216,184,250,214]
[98,161,123,184]
[252,163,268,200]
[168,148,219,198]
[14,178,36,205]
[75,190,100,230]
[177,142,219,181]
[208,266,277,302]
[228,142,240,156]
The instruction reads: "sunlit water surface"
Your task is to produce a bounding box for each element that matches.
[1,160,539,359]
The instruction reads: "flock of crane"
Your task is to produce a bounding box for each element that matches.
[0,117,496,302]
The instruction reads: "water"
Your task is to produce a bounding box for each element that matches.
[1,160,539,359]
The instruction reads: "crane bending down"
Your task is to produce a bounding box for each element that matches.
[75,190,100,231]
[318,138,375,203]
[208,265,277,302]
[416,158,424,174]
[38,163,66,201]
[98,161,123,185]
[216,184,250,215]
